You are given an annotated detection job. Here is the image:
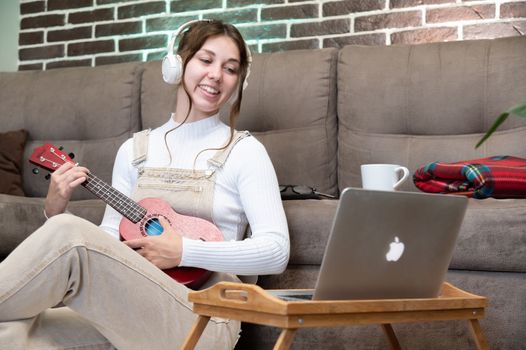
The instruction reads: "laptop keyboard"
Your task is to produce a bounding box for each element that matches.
[276,294,314,301]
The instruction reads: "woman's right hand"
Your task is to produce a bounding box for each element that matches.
[44,162,90,218]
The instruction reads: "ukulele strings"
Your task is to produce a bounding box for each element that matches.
[47,147,166,235]
[84,173,143,220]
[85,172,166,235]
[145,219,164,235]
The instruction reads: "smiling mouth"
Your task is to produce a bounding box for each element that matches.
[199,84,220,95]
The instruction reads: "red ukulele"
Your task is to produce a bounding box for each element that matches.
[29,143,224,289]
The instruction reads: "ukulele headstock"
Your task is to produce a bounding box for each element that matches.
[29,143,74,173]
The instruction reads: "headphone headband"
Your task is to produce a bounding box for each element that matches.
[166,19,207,59]
[162,19,252,89]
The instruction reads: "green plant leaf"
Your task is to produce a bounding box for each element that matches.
[475,99,526,148]
[475,112,509,149]
[509,101,526,117]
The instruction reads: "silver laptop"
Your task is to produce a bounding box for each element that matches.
[271,187,468,301]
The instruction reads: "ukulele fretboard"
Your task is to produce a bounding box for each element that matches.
[83,173,146,223]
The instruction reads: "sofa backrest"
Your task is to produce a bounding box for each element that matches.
[141,48,339,196]
[140,60,176,130]
[337,36,526,192]
[0,62,143,199]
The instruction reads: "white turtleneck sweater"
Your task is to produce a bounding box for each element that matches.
[99,115,290,276]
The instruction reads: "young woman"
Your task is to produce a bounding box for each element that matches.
[0,20,289,350]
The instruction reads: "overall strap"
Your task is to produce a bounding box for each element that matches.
[208,130,251,169]
[131,129,151,166]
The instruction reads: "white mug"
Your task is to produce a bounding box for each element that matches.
[361,164,410,191]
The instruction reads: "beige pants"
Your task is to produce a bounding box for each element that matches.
[0,214,240,350]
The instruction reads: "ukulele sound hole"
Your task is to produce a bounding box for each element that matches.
[144,218,164,236]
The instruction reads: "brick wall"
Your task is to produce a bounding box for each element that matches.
[18,0,526,71]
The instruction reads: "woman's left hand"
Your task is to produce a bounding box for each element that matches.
[123,217,183,269]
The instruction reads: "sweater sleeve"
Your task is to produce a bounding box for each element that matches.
[180,137,290,275]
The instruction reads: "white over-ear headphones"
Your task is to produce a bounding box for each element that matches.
[161,19,252,90]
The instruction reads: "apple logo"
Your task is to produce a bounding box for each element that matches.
[385,236,405,262]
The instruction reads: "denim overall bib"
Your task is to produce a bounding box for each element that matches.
[130,128,250,289]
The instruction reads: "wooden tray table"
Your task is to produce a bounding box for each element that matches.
[181,281,489,350]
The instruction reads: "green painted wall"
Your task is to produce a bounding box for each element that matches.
[0,1,20,72]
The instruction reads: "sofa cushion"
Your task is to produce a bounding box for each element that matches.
[252,127,336,193]
[283,199,337,265]
[337,36,526,193]
[236,48,339,196]
[0,62,143,198]
[337,36,526,136]
[452,198,526,272]
[0,62,143,140]
[340,126,526,193]
[141,48,339,196]
[0,194,106,261]
[0,129,28,196]
[140,60,176,129]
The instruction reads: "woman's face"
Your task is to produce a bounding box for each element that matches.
[182,34,241,120]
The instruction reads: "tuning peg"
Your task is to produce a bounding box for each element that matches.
[68,152,75,159]
[32,168,40,175]
[45,174,51,180]
[58,146,64,151]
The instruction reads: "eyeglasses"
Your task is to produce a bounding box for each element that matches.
[279,185,335,199]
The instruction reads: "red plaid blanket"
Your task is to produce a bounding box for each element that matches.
[413,156,526,199]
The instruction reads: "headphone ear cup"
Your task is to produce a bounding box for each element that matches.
[162,54,183,85]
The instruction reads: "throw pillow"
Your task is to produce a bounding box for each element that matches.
[0,129,28,196]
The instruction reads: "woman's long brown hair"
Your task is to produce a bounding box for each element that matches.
[163,20,250,166]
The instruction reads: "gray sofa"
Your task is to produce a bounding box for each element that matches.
[1,35,525,349]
